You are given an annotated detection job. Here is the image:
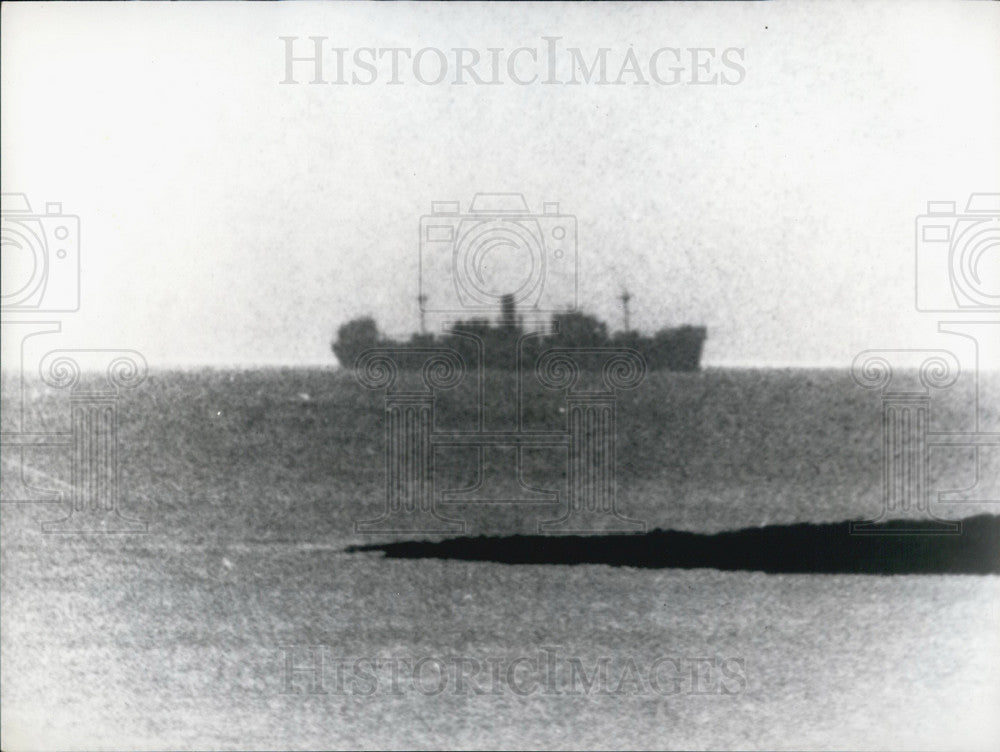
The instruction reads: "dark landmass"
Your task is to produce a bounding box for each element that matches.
[347,515,1000,574]
[332,294,706,372]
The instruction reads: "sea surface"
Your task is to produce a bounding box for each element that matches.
[2,367,998,750]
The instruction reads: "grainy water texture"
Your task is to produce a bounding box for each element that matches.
[2,368,998,750]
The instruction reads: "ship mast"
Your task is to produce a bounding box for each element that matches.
[619,289,632,332]
[417,293,428,334]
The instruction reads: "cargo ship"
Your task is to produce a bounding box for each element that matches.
[332,294,706,372]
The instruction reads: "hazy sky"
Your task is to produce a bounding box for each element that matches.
[2,1,998,368]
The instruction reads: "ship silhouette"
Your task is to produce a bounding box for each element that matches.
[333,294,706,372]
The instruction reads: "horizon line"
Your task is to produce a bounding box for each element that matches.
[0,359,960,373]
